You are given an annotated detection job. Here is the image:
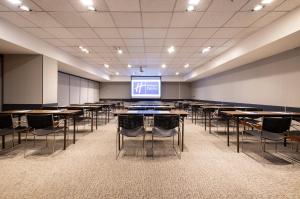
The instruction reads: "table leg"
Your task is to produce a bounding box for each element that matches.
[2,136,5,149]
[18,116,21,144]
[192,107,194,123]
[96,110,98,130]
[204,111,207,131]
[108,107,110,123]
[63,117,67,150]
[236,117,240,153]
[227,118,230,146]
[117,116,121,150]
[91,110,94,132]
[209,111,211,134]
[181,117,185,152]
[73,116,76,144]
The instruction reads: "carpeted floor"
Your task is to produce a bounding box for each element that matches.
[0,118,299,199]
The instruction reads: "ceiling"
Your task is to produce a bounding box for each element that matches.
[0,0,299,78]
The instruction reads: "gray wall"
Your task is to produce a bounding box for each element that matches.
[191,48,300,107]
[58,72,100,106]
[99,82,191,99]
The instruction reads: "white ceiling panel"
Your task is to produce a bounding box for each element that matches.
[44,27,75,38]
[20,12,62,27]
[50,12,89,27]
[212,28,244,38]
[141,0,176,12]
[275,0,300,11]
[198,11,235,27]
[241,0,285,11]
[124,39,144,46]
[203,38,228,46]
[44,38,67,47]
[170,12,203,27]
[94,28,121,38]
[60,38,85,46]
[83,39,106,46]
[80,12,115,27]
[189,28,218,38]
[251,12,286,27]
[0,12,36,27]
[111,13,142,27]
[166,28,193,38]
[184,39,207,46]
[127,46,144,53]
[142,13,172,28]
[224,11,266,27]
[145,46,162,53]
[34,0,74,11]
[164,38,186,46]
[67,28,98,38]
[144,39,164,46]
[105,0,140,11]
[69,0,109,11]
[208,0,248,11]
[103,38,125,46]
[144,28,167,38]
[23,27,54,38]
[119,28,143,38]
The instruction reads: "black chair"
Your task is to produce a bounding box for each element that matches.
[116,115,145,159]
[152,115,181,159]
[67,107,91,130]
[0,114,29,150]
[25,114,64,156]
[243,117,291,153]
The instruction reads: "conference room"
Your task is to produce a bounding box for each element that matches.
[0,0,300,198]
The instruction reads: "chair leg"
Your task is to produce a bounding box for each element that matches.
[24,131,28,158]
[33,135,36,147]
[12,132,15,148]
[152,134,154,158]
[46,135,48,147]
[52,133,56,153]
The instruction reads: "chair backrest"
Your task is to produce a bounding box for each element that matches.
[27,114,53,129]
[0,114,13,129]
[119,115,144,130]
[154,115,179,130]
[262,117,291,134]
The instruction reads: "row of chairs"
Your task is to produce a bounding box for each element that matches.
[117,115,181,159]
[0,114,64,156]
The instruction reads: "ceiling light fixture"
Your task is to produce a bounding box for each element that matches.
[80,0,93,6]
[19,5,31,11]
[7,0,22,5]
[202,46,211,54]
[117,47,123,54]
[261,0,273,4]
[161,64,166,68]
[184,63,190,68]
[186,5,195,12]
[87,6,96,11]
[128,64,132,68]
[176,72,180,75]
[115,72,119,75]
[188,0,200,5]
[168,46,175,54]
[79,46,89,54]
[104,64,109,68]
[252,4,263,11]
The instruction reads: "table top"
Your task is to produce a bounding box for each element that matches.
[61,105,102,109]
[113,109,189,116]
[221,110,300,117]
[0,109,81,115]
[202,106,259,110]
[126,105,175,109]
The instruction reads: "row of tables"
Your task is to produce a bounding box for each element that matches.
[190,102,300,153]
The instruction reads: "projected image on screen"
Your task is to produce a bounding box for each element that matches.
[131,76,161,99]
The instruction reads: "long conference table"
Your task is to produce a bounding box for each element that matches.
[0,109,81,150]
[113,109,189,151]
[125,105,175,110]
[221,110,300,153]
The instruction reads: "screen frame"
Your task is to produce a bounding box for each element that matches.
[130,76,162,99]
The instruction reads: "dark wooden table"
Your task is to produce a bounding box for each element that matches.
[113,109,189,151]
[0,109,81,150]
[126,105,175,110]
[221,110,300,153]
[190,103,224,124]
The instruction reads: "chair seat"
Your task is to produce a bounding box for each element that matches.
[31,127,64,136]
[152,127,178,137]
[288,131,300,142]
[14,126,30,133]
[119,127,144,137]
[244,130,285,141]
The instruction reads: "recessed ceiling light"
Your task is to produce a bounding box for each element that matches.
[79,46,89,54]
[186,5,195,12]
[184,64,190,68]
[261,0,273,4]
[188,0,200,5]
[104,64,109,68]
[128,64,132,68]
[117,47,123,54]
[176,72,180,75]
[202,46,211,54]
[252,4,263,11]
[161,64,166,68]
[7,0,22,5]
[168,46,175,54]
[87,6,96,11]
[80,0,93,6]
[115,72,119,75]
[19,5,31,11]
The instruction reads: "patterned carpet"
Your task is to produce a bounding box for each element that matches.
[0,118,299,199]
